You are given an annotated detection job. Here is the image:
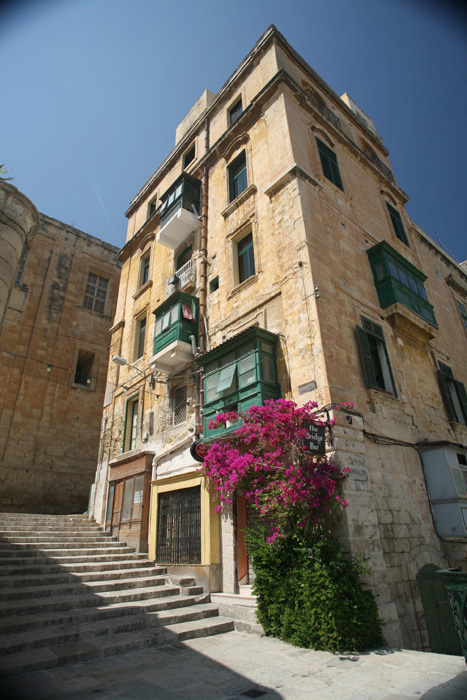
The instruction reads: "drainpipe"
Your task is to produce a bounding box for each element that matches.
[198,115,210,434]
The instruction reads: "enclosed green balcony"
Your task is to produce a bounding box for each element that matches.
[157,174,201,250]
[367,241,438,329]
[149,291,199,374]
[198,327,281,438]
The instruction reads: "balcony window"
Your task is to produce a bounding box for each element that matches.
[198,327,281,438]
[367,241,437,328]
[153,291,199,357]
[157,174,201,250]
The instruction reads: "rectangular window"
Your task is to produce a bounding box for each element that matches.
[157,487,201,564]
[209,276,219,293]
[458,301,467,331]
[228,151,247,202]
[83,272,108,314]
[123,395,139,452]
[437,362,467,425]
[316,137,344,191]
[74,349,95,388]
[172,385,187,426]
[120,475,144,521]
[139,251,150,287]
[229,98,243,125]
[386,202,409,245]
[357,318,397,396]
[135,316,146,360]
[237,232,255,284]
[147,196,158,220]
[183,145,195,169]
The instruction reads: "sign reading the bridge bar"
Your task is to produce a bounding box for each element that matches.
[301,423,326,455]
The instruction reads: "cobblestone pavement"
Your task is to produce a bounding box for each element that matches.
[2,631,467,700]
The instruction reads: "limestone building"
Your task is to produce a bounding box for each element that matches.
[90,26,467,650]
[0,212,120,513]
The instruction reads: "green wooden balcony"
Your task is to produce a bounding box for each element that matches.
[149,291,199,374]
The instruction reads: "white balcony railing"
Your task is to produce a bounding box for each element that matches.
[166,258,195,297]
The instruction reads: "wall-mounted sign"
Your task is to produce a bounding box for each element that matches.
[301,423,326,455]
[190,439,209,463]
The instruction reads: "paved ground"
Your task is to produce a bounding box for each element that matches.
[2,630,467,700]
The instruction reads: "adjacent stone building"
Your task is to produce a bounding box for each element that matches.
[0,212,120,513]
[90,26,467,650]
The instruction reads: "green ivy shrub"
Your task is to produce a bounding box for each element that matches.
[246,528,384,652]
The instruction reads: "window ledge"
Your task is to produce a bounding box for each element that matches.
[385,302,438,344]
[71,382,95,392]
[133,279,153,300]
[367,388,400,404]
[110,319,125,334]
[75,305,113,320]
[221,184,257,218]
[315,174,350,201]
[228,274,258,299]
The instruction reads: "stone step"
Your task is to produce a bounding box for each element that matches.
[0,559,162,577]
[0,603,220,655]
[0,616,234,676]
[0,524,103,532]
[0,565,163,588]
[0,534,125,549]
[0,593,210,635]
[0,575,168,602]
[0,584,182,618]
[0,535,118,543]
[0,551,146,566]
[0,541,128,552]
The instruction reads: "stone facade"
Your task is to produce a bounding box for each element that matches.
[91,26,467,649]
[0,213,120,514]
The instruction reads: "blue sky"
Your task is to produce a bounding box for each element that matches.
[1,0,466,262]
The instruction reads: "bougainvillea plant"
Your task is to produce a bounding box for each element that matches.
[200,399,352,541]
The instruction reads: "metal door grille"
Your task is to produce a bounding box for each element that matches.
[157,486,201,564]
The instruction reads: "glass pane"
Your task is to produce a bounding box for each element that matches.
[175,183,183,199]
[106,483,114,524]
[155,318,162,335]
[132,475,144,519]
[171,306,179,324]
[388,260,398,278]
[220,351,236,368]
[417,282,427,300]
[262,355,275,382]
[239,368,256,387]
[205,372,219,402]
[239,355,255,373]
[121,479,133,520]
[398,269,409,287]
[374,262,385,281]
[216,364,237,393]
[452,467,467,497]
[408,276,418,294]
[261,341,273,353]
[162,311,170,330]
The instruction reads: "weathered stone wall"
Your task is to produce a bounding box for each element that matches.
[0,214,120,513]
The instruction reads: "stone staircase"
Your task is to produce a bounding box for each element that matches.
[0,513,234,676]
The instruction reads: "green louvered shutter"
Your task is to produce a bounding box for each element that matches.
[455,381,467,423]
[437,370,457,422]
[356,326,377,389]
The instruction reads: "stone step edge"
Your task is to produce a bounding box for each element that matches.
[0,616,234,676]
[0,603,220,655]
[0,593,211,634]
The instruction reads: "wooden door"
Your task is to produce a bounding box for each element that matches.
[111,481,124,537]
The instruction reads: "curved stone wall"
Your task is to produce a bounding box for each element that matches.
[0,181,39,331]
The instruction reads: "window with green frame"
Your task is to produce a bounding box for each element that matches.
[237,232,255,284]
[386,202,409,246]
[123,395,139,452]
[367,241,437,328]
[228,151,248,202]
[316,137,344,191]
[356,317,397,396]
[153,291,199,355]
[229,98,243,125]
[198,327,281,438]
[437,361,467,426]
